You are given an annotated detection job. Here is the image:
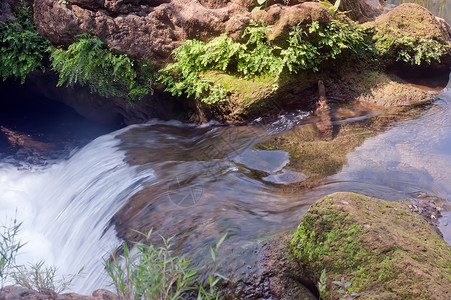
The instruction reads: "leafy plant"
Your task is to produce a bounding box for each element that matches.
[0,4,51,83]
[373,31,449,65]
[319,0,341,15]
[49,34,153,100]
[332,277,358,300]
[105,230,228,299]
[251,0,267,13]
[11,261,82,297]
[0,217,24,287]
[318,268,327,299]
[196,233,228,299]
[158,19,370,104]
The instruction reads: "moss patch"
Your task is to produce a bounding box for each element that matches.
[291,192,451,299]
[366,3,451,66]
[202,71,277,118]
[349,71,434,106]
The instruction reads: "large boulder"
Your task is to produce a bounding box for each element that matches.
[291,192,451,299]
[32,0,373,62]
[367,3,451,73]
[33,0,251,61]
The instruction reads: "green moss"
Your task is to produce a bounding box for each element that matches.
[159,18,370,105]
[372,30,450,65]
[367,3,451,65]
[291,192,451,299]
[202,72,276,105]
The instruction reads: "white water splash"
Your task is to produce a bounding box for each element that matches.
[0,126,154,293]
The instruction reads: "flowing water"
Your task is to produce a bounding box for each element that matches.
[1,77,451,293]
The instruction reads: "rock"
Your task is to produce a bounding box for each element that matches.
[32,0,337,62]
[436,16,451,41]
[252,2,332,45]
[367,3,451,73]
[0,0,17,23]
[353,71,435,106]
[221,235,317,299]
[291,192,451,300]
[340,0,385,23]
[33,0,251,61]
[28,0,451,123]
[398,194,445,228]
[0,126,54,152]
[371,3,449,42]
[0,286,116,300]
[25,72,186,125]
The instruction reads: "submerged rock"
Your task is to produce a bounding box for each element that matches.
[291,192,451,299]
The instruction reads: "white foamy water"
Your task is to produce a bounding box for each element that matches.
[0,126,155,293]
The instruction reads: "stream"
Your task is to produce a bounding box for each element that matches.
[1,75,451,293]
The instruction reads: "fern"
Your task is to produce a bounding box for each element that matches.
[374,31,449,65]
[49,34,152,100]
[158,19,370,104]
[0,10,50,83]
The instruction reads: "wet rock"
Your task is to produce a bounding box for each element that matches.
[25,72,185,125]
[219,235,317,299]
[398,193,444,228]
[0,126,54,152]
[0,286,116,300]
[353,71,436,106]
[291,192,451,299]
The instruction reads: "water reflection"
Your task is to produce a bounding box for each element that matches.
[316,88,451,243]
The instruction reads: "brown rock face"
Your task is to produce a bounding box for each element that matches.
[340,0,385,23]
[32,0,378,61]
[33,0,250,60]
[254,2,332,44]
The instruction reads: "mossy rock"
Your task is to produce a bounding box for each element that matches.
[291,192,451,299]
[252,2,333,46]
[366,3,451,67]
[348,70,434,106]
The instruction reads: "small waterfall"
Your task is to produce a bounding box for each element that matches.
[0,126,154,293]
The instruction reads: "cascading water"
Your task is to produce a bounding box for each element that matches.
[0,107,317,294]
[0,126,155,293]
